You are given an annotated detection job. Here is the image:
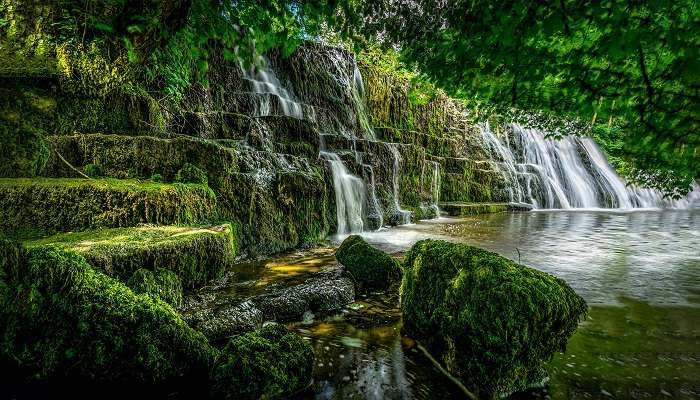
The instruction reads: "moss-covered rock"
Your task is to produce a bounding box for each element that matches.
[25,225,235,289]
[335,235,401,291]
[401,240,588,397]
[127,268,184,308]
[0,178,217,237]
[175,163,208,185]
[210,323,314,400]
[0,241,217,383]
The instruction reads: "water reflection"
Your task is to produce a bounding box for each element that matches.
[352,210,700,306]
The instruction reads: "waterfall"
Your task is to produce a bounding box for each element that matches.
[320,151,366,234]
[483,123,698,210]
[242,58,304,119]
[387,144,412,224]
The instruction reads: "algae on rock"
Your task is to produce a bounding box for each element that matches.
[335,235,401,291]
[401,239,588,397]
[127,268,184,308]
[24,225,235,289]
[210,323,314,400]
[0,241,216,383]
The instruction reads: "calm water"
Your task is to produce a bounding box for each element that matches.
[286,210,700,399]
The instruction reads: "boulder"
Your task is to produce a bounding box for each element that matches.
[401,239,587,397]
[210,324,313,400]
[335,235,401,290]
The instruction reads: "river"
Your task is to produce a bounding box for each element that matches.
[274,210,700,399]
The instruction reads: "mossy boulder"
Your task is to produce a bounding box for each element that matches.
[210,324,314,400]
[127,268,184,308]
[401,240,588,397]
[0,241,216,383]
[24,225,235,290]
[335,235,401,291]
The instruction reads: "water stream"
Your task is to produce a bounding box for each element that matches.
[227,210,699,399]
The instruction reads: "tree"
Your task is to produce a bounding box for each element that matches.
[345,0,699,196]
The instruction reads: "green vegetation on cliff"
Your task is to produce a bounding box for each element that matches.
[0,178,216,237]
[401,239,588,397]
[127,268,184,308]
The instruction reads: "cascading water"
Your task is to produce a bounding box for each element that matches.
[320,151,366,234]
[242,57,304,119]
[482,123,699,209]
[387,144,413,224]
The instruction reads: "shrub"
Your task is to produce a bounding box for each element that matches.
[335,235,401,291]
[210,324,313,400]
[175,163,208,185]
[401,240,588,397]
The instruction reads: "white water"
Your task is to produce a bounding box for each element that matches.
[320,151,366,234]
[387,144,412,224]
[243,58,304,119]
[482,123,699,210]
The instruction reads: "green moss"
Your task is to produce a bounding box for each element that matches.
[210,324,314,400]
[151,173,163,182]
[0,178,217,236]
[335,235,402,291]
[175,163,208,185]
[25,225,234,290]
[0,119,50,178]
[0,242,216,383]
[45,134,238,187]
[401,240,588,397]
[84,163,103,177]
[127,268,184,308]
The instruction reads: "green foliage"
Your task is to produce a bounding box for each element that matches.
[0,243,216,383]
[210,323,314,400]
[150,172,163,182]
[0,178,217,236]
[83,163,102,177]
[335,235,401,291]
[175,162,208,185]
[401,240,588,397]
[0,120,49,177]
[344,1,699,195]
[24,225,235,290]
[127,268,183,308]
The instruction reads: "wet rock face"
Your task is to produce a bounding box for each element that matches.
[210,323,314,400]
[335,235,402,291]
[254,270,355,321]
[401,239,588,398]
[182,268,354,341]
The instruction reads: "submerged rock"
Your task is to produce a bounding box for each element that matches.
[335,235,401,291]
[253,269,355,321]
[210,323,313,400]
[185,300,264,341]
[183,268,354,340]
[401,239,587,397]
[0,241,216,383]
